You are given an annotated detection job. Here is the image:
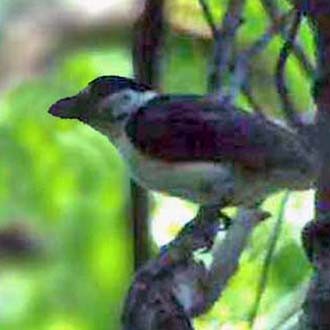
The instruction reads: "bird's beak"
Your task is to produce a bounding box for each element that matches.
[48,96,84,120]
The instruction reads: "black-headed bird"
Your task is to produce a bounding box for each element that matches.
[49,75,316,235]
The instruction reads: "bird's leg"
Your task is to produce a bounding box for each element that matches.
[160,204,222,262]
[218,211,232,230]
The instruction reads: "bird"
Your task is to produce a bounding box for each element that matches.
[48,75,316,226]
[49,76,315,206]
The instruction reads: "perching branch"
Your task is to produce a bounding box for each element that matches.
[131,0,165,270]
[122,207,268,329]
[160,205,221,263]
[122,205,220,330]
[200,208,270,314]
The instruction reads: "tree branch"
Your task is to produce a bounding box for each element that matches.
[242,83,265,115]
[261,0,315,77]
[208,0,247,95]
[122,206,219,330]
[122,207,268,329]
[133,0,165,88]
[275,8,304,129]
[200,209,269,314]
[299,1,330,328]
[230,10,293,100]
[131,0,165,270]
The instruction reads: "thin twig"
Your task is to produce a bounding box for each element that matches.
[275,9,303,129]
[248,192,290,329]
[198,0,219,39]
[208,0,247,94]
[229,10,293,100]
[261,0,314,77]
[242,83,265,115]
[199,0,265,111]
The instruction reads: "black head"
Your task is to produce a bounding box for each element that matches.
[88,76,151,97]
[48,76,153,123]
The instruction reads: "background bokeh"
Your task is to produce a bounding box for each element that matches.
[0,1,315,329]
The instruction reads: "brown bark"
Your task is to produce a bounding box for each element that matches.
[300,2,330,328]
[131,0,165,270]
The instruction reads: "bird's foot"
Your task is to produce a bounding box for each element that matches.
[160,220,219,262]
[160,205,225,261]
[219,211,232,230]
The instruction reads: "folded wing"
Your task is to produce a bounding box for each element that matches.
[125,97,308,171]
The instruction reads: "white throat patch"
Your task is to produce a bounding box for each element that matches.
[102,89,158,120]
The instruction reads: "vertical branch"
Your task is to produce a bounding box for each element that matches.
[300,1,330,329]
[309,2,330,221]
[133,0,165,87]
[129,183,150,270]
[131,0,165,270]
[208,0,247,94]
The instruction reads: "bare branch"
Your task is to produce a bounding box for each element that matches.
[122,207,269,329]
[122,206,220,330]
[200,208,270,313]
[198,0,219,39]
[297,1,330,328]
[133,0,165,87]
[261,0,315,77]
[199,0,269,113]
[275,9,303,129]
[208,0,247,95]
[132,0,165,270]
[160,205,220,263]
[248,192,290,328]
[229,10,293,100]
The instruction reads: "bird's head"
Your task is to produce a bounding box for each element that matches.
[48,76,157,135]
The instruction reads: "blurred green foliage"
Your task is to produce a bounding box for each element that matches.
[0,1,315,329]
[0,44,133,330]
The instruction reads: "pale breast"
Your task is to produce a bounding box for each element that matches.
[113,134,274,206]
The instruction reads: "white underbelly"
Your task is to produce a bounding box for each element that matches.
[115,135,273,205]
[131,159,234,204]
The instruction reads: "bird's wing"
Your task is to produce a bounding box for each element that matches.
[125,97,299,170]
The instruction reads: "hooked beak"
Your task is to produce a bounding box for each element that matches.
[48,95,85,120]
